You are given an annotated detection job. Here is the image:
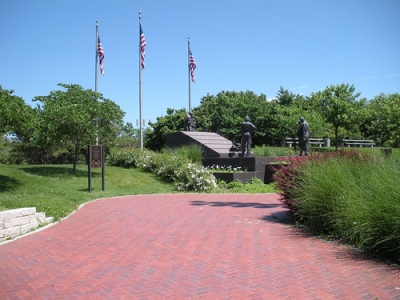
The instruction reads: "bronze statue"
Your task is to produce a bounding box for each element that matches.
[297,117,310,156]
[184,112,196,132]
[241,116,256,157]
[184,112,191,131]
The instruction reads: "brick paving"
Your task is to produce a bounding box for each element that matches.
[0,193,399,300]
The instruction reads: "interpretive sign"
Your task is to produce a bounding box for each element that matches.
[90,145,103,168]
[88,145,105,192]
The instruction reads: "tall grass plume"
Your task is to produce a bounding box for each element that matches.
[274,150,400,263]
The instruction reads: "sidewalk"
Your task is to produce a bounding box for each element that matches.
[0,193,399,299]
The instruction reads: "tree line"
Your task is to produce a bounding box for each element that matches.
[146,84,399,151]
[1,83,399,167]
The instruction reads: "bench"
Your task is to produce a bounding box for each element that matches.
[285,138,324,148]
[342,139,375,148]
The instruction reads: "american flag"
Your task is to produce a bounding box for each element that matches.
[140,24,147,69]
[97,37,105,76]
[189,48,196,83]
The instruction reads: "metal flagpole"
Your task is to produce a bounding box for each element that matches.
[139,11,143,149]
[95,20,99,145]
[188,37,191,112]
[95,20,99,93]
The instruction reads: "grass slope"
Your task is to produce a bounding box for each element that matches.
[0,164,177,221]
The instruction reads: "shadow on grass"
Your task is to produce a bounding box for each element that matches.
[190,200,281,209]
[0,175,20,192]
[21,166,100,178]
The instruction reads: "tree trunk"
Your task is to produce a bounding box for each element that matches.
[292,135,297,151]
[335,127,339,151]
[73,134,80,175]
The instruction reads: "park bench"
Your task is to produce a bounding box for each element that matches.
[342,139,375,148]
[285,138,324,148]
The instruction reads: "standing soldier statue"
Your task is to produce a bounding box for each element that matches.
[184,112,191,131]
[184,112,196,132]
[297,117,310,156]
[241,116,256,157]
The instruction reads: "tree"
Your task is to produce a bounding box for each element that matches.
[313,84,364,149]
[0,86,34,137]
[33,84,125,174]
[275,86,302,106]
[261,89,331,147]
[259,102,298,146]
[194,91,268,144]
[145,108,187,151]
[361,93,400,147]
[115,122,140,149]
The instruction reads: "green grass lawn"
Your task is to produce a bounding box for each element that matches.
[1,147,398,223]
[0,164,178,221]
[253,145,400,160]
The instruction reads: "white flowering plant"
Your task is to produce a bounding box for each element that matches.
[107,148,217,192]
[206,164,246,172]
[107,149,138,168]
[174,163,217,192]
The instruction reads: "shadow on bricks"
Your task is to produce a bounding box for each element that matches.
[190,200,282,209]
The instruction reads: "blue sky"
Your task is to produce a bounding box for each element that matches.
[1,0,399,126]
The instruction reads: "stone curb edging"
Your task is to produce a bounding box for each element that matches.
[0,208,53,241]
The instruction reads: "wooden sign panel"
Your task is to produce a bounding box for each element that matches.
[88,144,105,192]
[90,145,103,168]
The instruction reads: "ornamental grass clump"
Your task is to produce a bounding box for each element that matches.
[168,143,203,164]
[274,150,400,262]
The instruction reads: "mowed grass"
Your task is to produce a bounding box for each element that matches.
[0,164,178,221]
[1,147,398,227]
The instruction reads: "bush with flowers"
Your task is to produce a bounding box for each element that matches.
[106,148,139,168]
[174,163,218,191]
[206,164,246,172]
[107,148,217,192]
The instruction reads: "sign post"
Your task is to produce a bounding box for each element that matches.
[88,145,105,192]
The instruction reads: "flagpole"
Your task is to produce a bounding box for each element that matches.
[188,37,192,112]
[95,20,99,145]
[139,11,143,149]
[95,20,99,92]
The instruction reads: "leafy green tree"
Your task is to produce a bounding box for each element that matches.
[0,86,34,137]
[114,122,140,149]
[312,84,364,149]
[259,101,297,146]
[275,86,305,106]
[263,89,330,146]
[145,108,187,151]
[361,93,400,147]
[194,91,268,144]
[33,83,125,173]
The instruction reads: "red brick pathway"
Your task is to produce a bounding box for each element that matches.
[0,193,399,299]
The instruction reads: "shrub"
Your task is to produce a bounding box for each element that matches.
[271,156,306,210]
[216,177,279,193]
[274,150,400,262]
[107,148,217,192]
[107,148,140,168]
[174,163,217,191]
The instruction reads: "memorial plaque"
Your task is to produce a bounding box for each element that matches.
[88,144,105,192]
[91,145,103,168]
